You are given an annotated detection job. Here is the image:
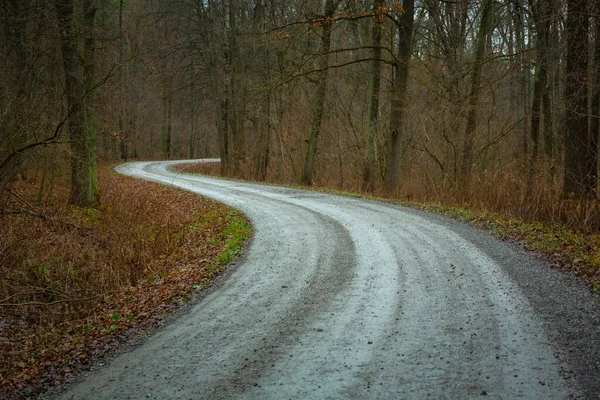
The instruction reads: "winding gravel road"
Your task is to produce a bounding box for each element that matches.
[57,160,600,399]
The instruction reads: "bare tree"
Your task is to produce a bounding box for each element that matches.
[563,0,590,197]
[118,0,128,160]
[386,0,415,192]
[459,0,494,193]
[363,0,383,191]
[526,0,552,193]
[589,0,600,197]
[301,0,339,186]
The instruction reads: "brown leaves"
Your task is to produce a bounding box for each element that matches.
[0,165,250,399]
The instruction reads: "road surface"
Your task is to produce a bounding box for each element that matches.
[55,160,600,399]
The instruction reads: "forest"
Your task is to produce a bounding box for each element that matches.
[2,0,600,396]
[1,0,598,217]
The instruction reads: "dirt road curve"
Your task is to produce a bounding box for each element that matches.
[55,160,600,399]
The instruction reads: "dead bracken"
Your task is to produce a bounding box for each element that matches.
[0,166,250,399]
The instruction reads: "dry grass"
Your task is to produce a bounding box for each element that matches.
[0,165,251,398]
[396,167,600,234]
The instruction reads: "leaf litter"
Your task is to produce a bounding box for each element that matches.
[0,165,251,399]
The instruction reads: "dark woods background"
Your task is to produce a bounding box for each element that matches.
[1,0,599,228]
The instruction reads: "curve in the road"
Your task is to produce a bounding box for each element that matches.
[53,160,600,399]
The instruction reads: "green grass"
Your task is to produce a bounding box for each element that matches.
[217,210,251,266]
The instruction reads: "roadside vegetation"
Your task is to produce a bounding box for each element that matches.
[0,166,251,399]
[175,162,600,292]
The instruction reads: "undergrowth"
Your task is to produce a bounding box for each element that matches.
[0,165,251,399]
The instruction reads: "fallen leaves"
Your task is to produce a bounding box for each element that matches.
[0,165,251,399]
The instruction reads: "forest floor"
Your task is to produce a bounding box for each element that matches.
[173,162,600,293]
[0,164,251,399]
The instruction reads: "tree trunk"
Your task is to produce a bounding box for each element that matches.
[256,92,271,181]
[230,0,243,175]
[526,0,551,193]
[161,94,167,159]
[219,0,235,174]
[589,5,600,197]
[131,115,139,158]
[363,0,382,191]
[166,95,172,159]
[563,0,590,198]
[459,0,494,193]
[118,0,128,160]
[544,6,560,176]
[189,75,196,159]
[301,0,337,186]
[385,0,414,192]
[511,0,530,159]
[255,0,271,181]
[219,96,230,173]
[542,81,554,159]
[56,0,98,206]
[83,0,99,202]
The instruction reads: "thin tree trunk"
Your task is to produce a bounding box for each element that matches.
[230,0,242,174]
[563,0,590,197]
[83,0,99,203]
[219,0,233,174]
[189,77,196,159]
[363,0,383,191]
[47,152,56,204]
[255,0,271,181]
[363,0,382,191]
[511,0,529,157]
[301,0,337,186]
[256,92,271,181]
[424,0,467,185]
[161,92,172,160]
[545,7,560,179]
[589,6,600,197]
[542,82,554,159]
[526,0,550,194]
[118,0,128,160]
[385,0,414,192]
[219,95,230,173]
[131,115,139,158]
[166,95,172,159]
[162,94,168,159]
[459,0,494,193]
[36,159,47,205]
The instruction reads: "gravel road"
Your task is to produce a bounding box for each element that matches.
[56,160,600,399]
